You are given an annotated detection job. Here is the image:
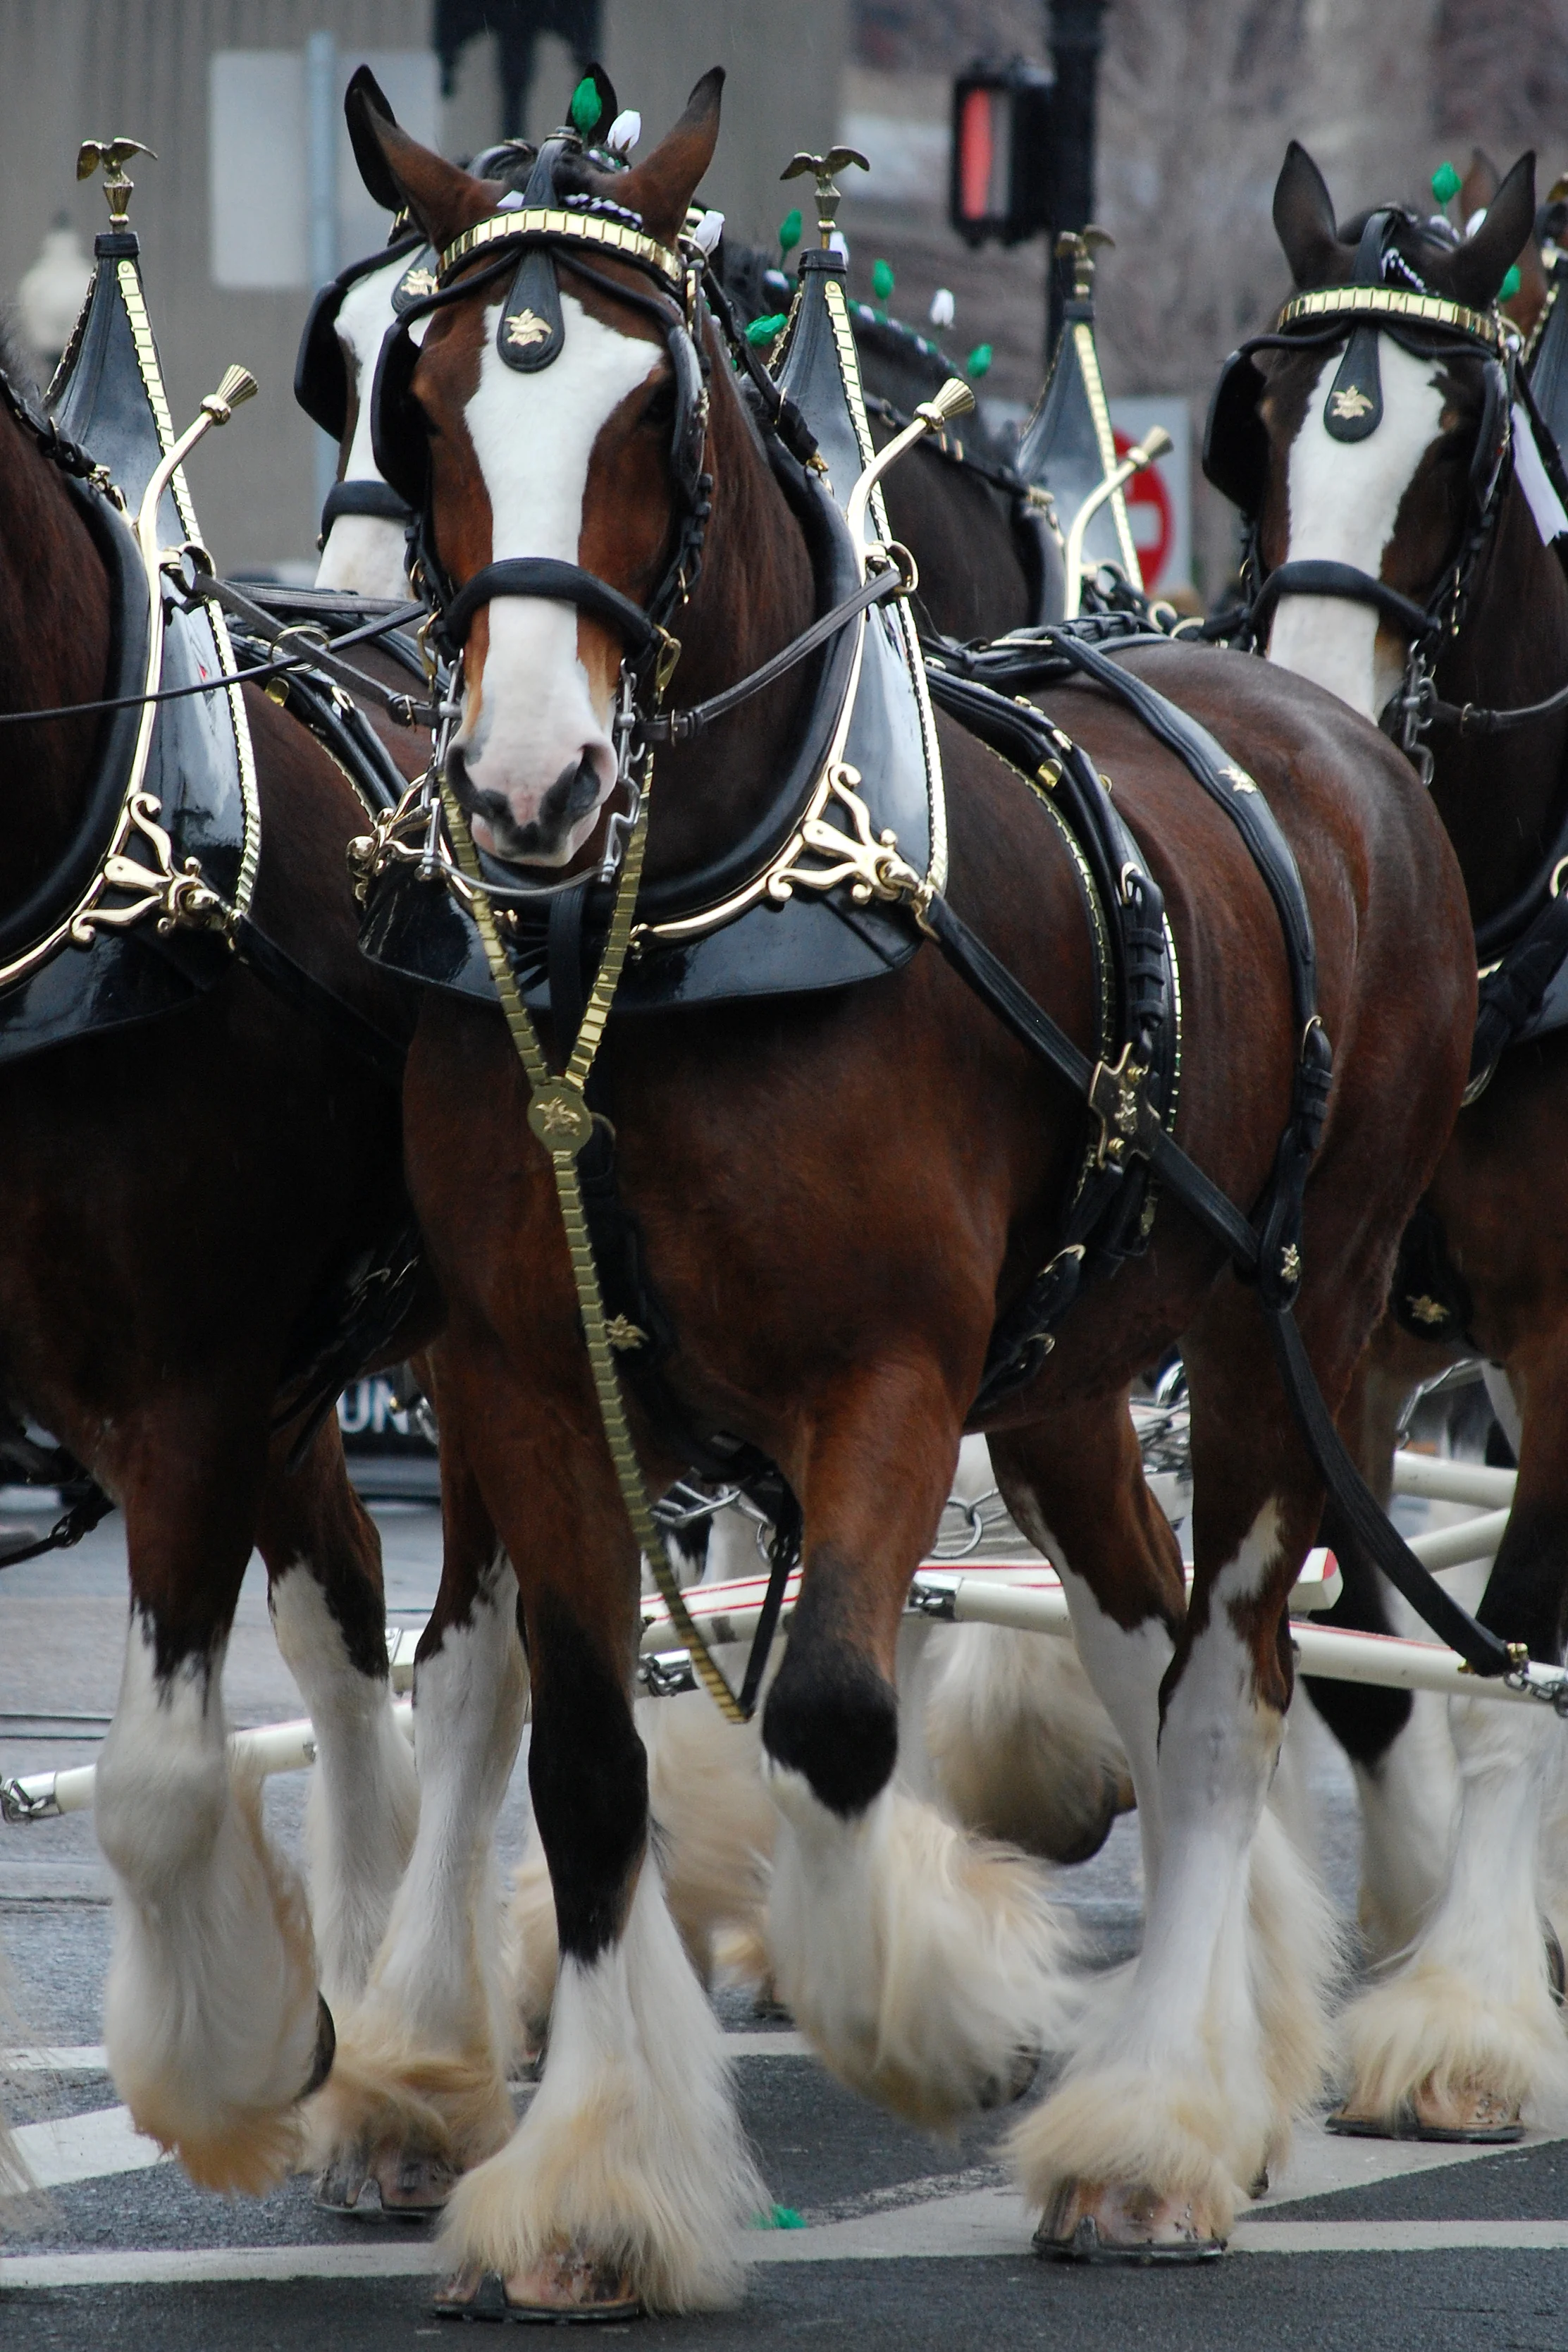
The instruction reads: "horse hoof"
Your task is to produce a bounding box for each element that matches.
[1034,2185,1226,2265]
[372,2145,457,2217]
[1327,2088,1524,2145]
[1545,1919,1566,2009]
[1248,2170,1269,2200]
[433,2253,643,2322]
[301,1995,336,2100]
[314,2146,371,2215]
[978,2047,1040,2110]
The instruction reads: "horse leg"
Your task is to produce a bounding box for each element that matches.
[307,1365,526,2215]
[1001,1305,1343,2256]
[1335,1331,1568,2138]
[259,1417,419,2014]
[1305,1333,1459,1958]
[921,1434,1135,1864]
[94,1391,334,2193]
[759,1360,1074,2129]
[436,1351,762,2318]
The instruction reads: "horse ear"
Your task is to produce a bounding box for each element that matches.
[1273,141,1345,288]
[1436,152,1536,307]
[343,65,405,213]
[343,61,492,251]
[610,67,724,247]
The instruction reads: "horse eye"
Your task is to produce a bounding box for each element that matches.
[642,381,677,427]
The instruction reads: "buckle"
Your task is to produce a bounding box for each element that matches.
[653,627,683,703]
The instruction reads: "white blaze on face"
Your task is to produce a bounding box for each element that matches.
[1268,339,1448,720]
[314,254,418,598]
[455,293,662,865]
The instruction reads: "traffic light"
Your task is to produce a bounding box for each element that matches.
[949,60,1054,249]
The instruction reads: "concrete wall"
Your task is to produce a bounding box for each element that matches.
[0,0,844,574]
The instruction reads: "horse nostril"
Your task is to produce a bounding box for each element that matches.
[559,753,603,822]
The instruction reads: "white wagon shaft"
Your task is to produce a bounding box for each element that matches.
[1,1440,1552,1826]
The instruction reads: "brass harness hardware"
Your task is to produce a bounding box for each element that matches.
[765,761,935,930]
[1087,1042,1161,1169]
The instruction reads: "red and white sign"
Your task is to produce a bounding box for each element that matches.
[1109,397,1191,593]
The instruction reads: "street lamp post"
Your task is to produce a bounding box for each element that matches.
[1045,0,1109,355]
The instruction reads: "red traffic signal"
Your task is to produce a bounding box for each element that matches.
[950,60,1054,249]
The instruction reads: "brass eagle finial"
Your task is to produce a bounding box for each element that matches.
[76,137,156,225]
[782,147,869,244]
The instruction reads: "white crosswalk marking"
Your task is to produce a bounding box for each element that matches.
[8,2210,1568,2289]
[4,2045,1565,2283]
[11,2104,166,2191]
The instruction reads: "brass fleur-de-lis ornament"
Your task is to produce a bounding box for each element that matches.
[76,137,156,225]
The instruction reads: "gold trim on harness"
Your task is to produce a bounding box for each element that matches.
[118,261,261,921]
[438,208,683,290]
[1276,285,1512,352]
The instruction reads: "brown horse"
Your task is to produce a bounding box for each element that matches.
[350,74,1473,2311]
[1209,143,1568,2138]
[0,340,436,2192]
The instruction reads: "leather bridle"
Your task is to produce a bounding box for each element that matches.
[1204,221,1533,781]
[371,144,914,904]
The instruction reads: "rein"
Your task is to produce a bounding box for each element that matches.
[0,591,429,729]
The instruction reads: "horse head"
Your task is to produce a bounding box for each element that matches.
[349,67,725,870]
[1206,140,1534,722]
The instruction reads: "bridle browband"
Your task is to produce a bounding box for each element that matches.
[1273,282,1511,353]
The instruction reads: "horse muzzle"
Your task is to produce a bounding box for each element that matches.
[447,741,609,868]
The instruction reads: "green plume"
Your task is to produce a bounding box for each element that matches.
[779,207,802,255]
[1431,160,1462,205]
[569,76,602,135]
[965,342,993,379]
[871,258,894,300]
[1500,263,1522,299]
[745,312,788,347]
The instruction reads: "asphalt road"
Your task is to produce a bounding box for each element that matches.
[5,1494,1568,2351]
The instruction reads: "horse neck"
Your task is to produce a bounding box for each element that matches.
[0,408,113,911]
[1431,481,1568,927]
[643,356,817,882]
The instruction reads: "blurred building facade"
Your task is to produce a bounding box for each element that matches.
[0,1,846,570]
[0,1,1561,582]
